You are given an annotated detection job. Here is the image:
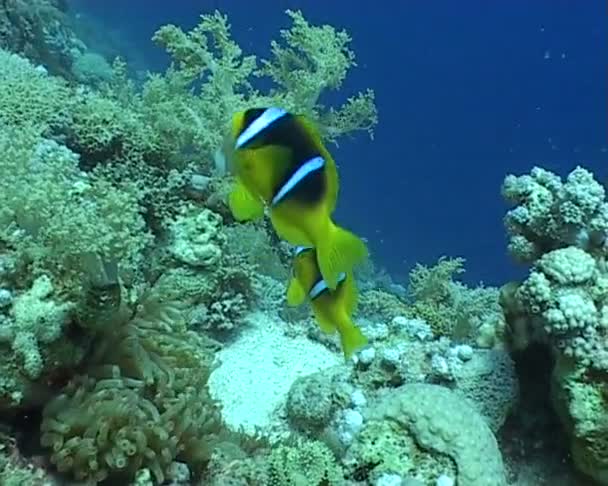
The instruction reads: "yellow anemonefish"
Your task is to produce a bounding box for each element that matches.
[225,107,369,289]
[287,245,368,359]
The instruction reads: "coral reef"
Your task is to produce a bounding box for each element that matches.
[502,165,608,484]
[5,3,592,485]
[0,6,381,484]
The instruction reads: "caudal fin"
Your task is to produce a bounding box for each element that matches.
[317,223,368,289]
[339,321,368,360]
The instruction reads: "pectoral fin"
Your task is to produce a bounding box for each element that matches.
[286,278,307,307]
[228,179,265,221]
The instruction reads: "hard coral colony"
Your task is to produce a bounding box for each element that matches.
[0,2,602,486]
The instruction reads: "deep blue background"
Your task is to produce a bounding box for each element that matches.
[70,0,608,285]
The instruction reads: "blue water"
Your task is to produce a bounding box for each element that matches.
[72,0,608,285]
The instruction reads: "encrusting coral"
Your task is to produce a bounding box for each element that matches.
[348,383,507,485]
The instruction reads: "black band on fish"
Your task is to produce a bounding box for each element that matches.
[309,272,347,300]
[272,156,325,206]
[236,107,287,149]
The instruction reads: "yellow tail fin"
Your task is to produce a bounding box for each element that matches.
[316,223,368,289]
[228,179,265,221]
[339,320,368,360]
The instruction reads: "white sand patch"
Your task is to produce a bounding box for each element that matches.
[209,311,339,440]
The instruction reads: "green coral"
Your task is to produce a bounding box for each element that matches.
[0,0,82,79]
[71,51,114,86]
[358,289,409,322]
[259,9,377,143]
[551,359,608,484]
[0,48,72,131]
[0,125,151,293]
[222,222,290,281]
[148,10,259,164]
[285,368,351,433]
[167,205,225,268]
[67,90,162,167]
[0,434,53,485]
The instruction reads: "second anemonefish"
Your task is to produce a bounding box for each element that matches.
[224,107,368,289]
[287,245,368,359]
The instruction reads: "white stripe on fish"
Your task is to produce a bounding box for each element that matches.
[294,245,313,256]
[309,272,346,300]
[235,107,287,149]
[272,156,325,206]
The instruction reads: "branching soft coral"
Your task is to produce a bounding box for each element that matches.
[258,10,377,143]
[153,11,256,87]
[0,48,71,131]
[149,11,258,163]
[145,9,377,165]
[259,10,354,110]
[406,258,504,340]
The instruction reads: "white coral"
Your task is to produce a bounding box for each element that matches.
[9,275,72,378]
[538,247,595,285]
[168,206,224,267]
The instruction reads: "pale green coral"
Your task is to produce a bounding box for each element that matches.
[0,126,151,292]
[452,349,519,433]
[0,48,71,131]
[346,418,456,482]
[259,10,353,110]
[259,9,377,142]
[149,10,259,164]
[0,439,54,486]
[358,289,409,322]
[71,51,114,85]
[67,90,161,166]
[408,257,465,302]
[551,360,608,485]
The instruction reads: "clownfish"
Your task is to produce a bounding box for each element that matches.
[225,107,368,289]
[287,246,368,359]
